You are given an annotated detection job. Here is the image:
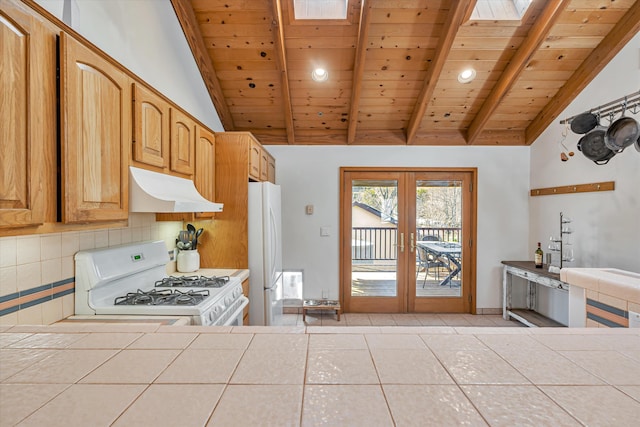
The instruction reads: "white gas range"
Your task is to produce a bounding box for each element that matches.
[74,241,248,326]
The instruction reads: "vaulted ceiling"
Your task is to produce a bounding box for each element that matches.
[171,0,640,145]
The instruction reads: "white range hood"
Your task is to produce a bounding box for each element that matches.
[129,166,223,213]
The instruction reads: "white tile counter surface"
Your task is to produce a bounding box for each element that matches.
[1,324,640,426]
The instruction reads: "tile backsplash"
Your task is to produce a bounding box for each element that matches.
[0,214,183,325]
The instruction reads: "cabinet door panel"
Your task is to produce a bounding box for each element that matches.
[170,108,195,176]
[133,83,169,168]
[0,7,52,227]
[194,126,215,219]
[267,154,276,184]
[248,138,261,181]
[60,33,129,223]
[260,150,268,181]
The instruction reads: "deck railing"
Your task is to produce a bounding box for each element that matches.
[352,227,461,261]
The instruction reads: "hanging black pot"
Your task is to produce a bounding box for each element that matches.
[605,115,639,152]
[570,112,598,134]
[577,127,616,165]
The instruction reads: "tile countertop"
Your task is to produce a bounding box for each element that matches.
[1,324,640,426]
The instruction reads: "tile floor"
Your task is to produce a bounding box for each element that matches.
[282,312,523,328]
[1,323,640,426]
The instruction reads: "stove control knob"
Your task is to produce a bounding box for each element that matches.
[224,296,232,305]
[213,306,222,315]
[234,288,241,298]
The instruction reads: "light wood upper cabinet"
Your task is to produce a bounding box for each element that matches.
[59,32,129,223]
[194,126,216,219]
[170,108,195,176]
[260,149,269,181]
[132,83,169,169]
[267,153,276,184]
[0,5,55,228]
[248,138,261,181]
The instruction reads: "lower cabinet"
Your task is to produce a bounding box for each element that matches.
[242,279,250,325]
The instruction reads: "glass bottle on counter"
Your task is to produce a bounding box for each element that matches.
[535,242,543,268]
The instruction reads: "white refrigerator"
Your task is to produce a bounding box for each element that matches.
[248,182,283,325]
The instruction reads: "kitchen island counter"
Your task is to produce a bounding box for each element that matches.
[2,323,639,426]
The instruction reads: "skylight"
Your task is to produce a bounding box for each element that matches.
[471,0,533,21]
[294,0,348,20]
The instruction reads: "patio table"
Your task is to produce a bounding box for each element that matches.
[417,241,462,287]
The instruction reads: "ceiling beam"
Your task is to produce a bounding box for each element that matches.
[271,0,295,144]
[405,0,473,145]
[251,128,523,146]
[170,0,234,130]
[347,0,372,144]
[466,0,571,145]
[526,0,640,145]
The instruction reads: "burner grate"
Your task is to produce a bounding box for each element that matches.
[154,275,230,288]
[114,288,210,306]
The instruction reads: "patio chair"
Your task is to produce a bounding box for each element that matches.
[416,245,448,288]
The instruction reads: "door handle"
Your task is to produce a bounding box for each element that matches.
[410,232,415,253]
[397,232,405,253]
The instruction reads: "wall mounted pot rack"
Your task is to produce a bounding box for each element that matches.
[559,90,640,125]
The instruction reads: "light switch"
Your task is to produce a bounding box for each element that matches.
[305,205,314,215]
[320,226,330,236]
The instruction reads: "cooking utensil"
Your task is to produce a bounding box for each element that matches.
[577,126,616,165]
[558,122,574,161]
[570,111,598,134]
[178,230,190,243]
[192,228,204,249]
[604,102,639,152]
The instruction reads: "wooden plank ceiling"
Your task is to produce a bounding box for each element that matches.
[172,0,640,145]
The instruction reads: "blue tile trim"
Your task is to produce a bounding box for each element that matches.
[0,305,20,317]
[587,312,625,328]
[587,298,628,318]
[20,295,53,310]
[52,277,75,288]
[0,292,20,304]
[0,277,75,317]
[20,283,52,297]
[53,288,75,299]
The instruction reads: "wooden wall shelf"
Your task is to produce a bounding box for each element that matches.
[530,181,615,197]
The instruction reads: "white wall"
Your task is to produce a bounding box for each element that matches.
[268,145,530,308]
[528,33,640,323]
[34,0,224,131]
[529,32,640,273]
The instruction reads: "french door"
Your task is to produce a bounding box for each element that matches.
[340,168,476,313]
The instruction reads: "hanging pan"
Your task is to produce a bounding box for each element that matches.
[604,102,639,152]
[577,126,616,165]
[570,111,598,134]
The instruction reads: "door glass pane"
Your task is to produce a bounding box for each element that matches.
[415,180,462,298]
[351,179,398,297]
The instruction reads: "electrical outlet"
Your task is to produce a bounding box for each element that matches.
[305,205,314,215]
[320,226,330,236]
[322,289,328,299]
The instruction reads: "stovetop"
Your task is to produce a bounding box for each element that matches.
[154,275,230,288]
[114,288,210,306]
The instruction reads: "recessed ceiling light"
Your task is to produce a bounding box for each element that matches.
[458,68,476,84]
[312,68,328,82]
